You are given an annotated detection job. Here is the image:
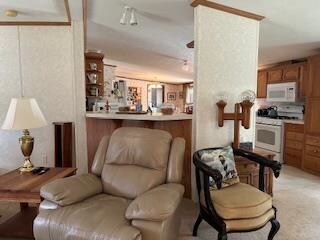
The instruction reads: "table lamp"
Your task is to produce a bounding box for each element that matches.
[1,98,47,172]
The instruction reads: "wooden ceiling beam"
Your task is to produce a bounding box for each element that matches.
[64,0,71,23]
[191,0,265,21]
[186,41,194,49]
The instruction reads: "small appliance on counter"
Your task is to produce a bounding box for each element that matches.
[257,106,278,118]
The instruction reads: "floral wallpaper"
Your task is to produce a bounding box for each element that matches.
[0,23,86,173]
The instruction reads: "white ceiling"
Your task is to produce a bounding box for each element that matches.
[87,0,194,83]
[1,0,320,83]
[86,0,320,83]
[214,0,320,67]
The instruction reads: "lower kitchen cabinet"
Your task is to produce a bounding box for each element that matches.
[303,135,320,173]
[284,123,304,169]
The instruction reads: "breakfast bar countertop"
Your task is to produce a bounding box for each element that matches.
[86,112,193,121]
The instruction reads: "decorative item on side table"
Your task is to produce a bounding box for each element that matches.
[216,90,255,148]
[2,98,47,172]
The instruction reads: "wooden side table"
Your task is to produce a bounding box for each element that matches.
[0,167,76,239]
[236,148,276,195]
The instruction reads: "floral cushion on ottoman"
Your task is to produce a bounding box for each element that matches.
[200,146,239,189]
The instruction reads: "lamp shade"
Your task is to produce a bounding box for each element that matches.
[2,98,47,130]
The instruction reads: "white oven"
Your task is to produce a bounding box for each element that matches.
[267,82,296,102]
[255,123,282,153]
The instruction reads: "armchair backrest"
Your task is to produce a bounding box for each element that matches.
[92,127,185,199]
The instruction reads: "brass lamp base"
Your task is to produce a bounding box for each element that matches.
[19,159,34,172]
[19,129,35,172]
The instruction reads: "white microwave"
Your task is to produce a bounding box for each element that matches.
[267,82,296,102]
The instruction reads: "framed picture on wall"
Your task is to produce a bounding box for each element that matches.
[167,92,176,100]
[179,91,184,99]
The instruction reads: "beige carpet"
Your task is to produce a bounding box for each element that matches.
[1,165,320,240]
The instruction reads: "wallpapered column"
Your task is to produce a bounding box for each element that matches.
[192,4,261,199]
[0,22,87,174]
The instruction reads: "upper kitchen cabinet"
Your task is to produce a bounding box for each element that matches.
[256,61,308,98]
[298,63,309,98]
[282,64,301,81]
[307,55,320,98]
[267,63,304,83]
[257,71,267,98]
[267,69,283,83]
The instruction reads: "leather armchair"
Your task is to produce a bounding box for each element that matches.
[34,127,185,240]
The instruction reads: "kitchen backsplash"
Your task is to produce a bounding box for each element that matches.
[255,98,304,110]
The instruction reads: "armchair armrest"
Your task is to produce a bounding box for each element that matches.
[233,148,282,178]
[40,174,102,207]
[125,183,184,221]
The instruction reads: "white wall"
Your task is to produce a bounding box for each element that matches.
[0,23,87,174]
[192,5,260,199]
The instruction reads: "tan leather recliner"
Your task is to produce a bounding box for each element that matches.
[33,127,185,240]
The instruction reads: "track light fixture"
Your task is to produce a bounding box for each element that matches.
[119,6,138,26]
[130,9,138,26]
[120,6,130,25]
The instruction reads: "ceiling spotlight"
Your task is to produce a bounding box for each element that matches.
[182,60,189,71]
[120,6,130,25]
[130,8,138,26]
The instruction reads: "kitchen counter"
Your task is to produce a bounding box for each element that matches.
[86,112,193,121]
[282,120,304,125]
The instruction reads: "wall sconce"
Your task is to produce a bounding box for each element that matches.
[216,90,255,148]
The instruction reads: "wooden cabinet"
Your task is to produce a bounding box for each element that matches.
[303,135,320,173]
[257,62,307,99]
[284,123,304,169]
[305,98,320,135]
[257,71,267,98]
[267,65,302,83]
[303,54,320,174]
[267,69,283,83]
[308,55,320,98]
[283,65,301,81]
[298,63,308,98]
[235,155,273,195]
